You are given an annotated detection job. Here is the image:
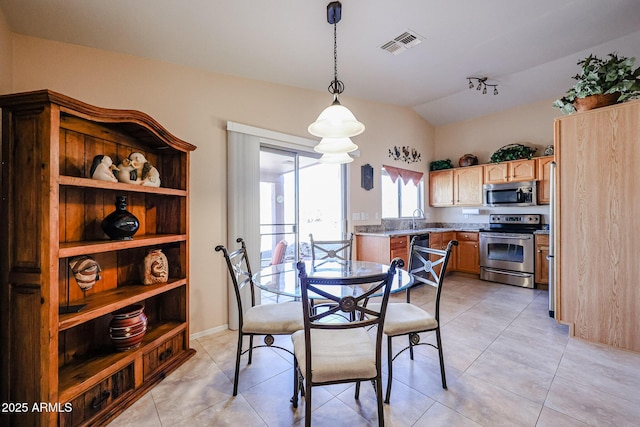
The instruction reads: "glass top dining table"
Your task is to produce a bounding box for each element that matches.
[253,260,414,299]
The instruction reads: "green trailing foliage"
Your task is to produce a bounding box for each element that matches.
[489,144,537,163]
[553,52,640,114]
[429,159,454,171]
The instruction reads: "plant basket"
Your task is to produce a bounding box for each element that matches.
[573,92,620,112]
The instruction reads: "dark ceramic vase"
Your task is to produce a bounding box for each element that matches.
[102,195,140,240]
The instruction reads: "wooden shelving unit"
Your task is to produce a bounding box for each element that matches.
[0,90,197,426]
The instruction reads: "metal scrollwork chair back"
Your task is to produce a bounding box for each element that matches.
[309,233,353,265]
[215,238,303,397]
[291,257,403,426]
[376,237,457,403]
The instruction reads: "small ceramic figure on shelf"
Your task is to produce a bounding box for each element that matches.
[141,248,169,285]
[116,152,161,187]
[69,255,102,292]
[90,155,119,182]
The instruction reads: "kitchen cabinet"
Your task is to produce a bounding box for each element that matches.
[484,159,536,184]
[356,234,409,265]
[455,232,480,274]
[429,165,483,207]
[534,234,549,289]
[0,90,197,426]
[454,166,484,206]
[536,156,554,204]
[555,98,640,352]
[429,169,454,206]
[429,232,457,273]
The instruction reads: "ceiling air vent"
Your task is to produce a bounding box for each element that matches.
[379,30,424,55]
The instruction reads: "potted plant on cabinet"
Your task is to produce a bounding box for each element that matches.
[553,52,640,114]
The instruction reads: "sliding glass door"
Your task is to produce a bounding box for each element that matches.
[259,147,345,267]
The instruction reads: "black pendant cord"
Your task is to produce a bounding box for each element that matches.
[329,21,344,96]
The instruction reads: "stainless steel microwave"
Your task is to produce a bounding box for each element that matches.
[483,181,537,207]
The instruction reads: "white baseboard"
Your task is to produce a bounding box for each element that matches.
[190,324,230,340]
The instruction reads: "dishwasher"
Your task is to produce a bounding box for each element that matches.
[408,234,430,281]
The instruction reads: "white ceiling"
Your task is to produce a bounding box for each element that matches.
[2,0,640,126]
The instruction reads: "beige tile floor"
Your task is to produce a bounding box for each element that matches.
[110,274,640,426]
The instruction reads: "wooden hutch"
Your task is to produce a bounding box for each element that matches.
[0,90,196,426]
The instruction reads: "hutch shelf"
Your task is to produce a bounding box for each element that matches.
[0,90,197,426]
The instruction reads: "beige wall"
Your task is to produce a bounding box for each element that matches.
[5,34,433,334]
[0,8,12,93]
[435,98,561,165]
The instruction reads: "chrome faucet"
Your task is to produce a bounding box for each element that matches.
[412,208,424,230]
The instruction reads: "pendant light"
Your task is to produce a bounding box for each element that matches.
[309,1,364,163]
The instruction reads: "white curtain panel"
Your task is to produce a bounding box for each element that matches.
[226,130,261,330]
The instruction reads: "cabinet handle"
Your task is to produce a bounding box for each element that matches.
[159,347,173,362]
[91,390,111,409]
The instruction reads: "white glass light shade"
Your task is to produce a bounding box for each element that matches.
[319,152,354,164]
[308,100,365,138]
[314,137,358,154]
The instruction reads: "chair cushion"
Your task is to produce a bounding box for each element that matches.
[242,301,303,335]
[291,328,377,383]
[369,302,437,337]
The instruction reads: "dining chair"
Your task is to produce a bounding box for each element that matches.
[308,233,354,317]
[291,258,403,427]
[371,237,457,403]
[309,232,353,265]
[215,238,304,397]
[270,238,288,265]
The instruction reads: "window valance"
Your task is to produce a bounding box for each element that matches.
[383,165,424,186]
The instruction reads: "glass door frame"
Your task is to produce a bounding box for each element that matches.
[259,143,348,265]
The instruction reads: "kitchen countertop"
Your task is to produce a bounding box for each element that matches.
[356,227,481,237]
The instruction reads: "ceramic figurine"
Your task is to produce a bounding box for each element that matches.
[115,156,141,185]
[90,155,119,182]
[141,248,169,285]
[69,255,102,291]
[116,152,160,187]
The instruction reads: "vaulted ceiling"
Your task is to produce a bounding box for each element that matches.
[2,0,640,125]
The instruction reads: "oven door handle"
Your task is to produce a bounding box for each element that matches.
[482,268,533,278]
[481,233,532,240]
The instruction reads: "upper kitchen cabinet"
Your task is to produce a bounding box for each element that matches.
[484,159,536,184]
[429,169,454,206]
[536,156,554,204]
[453,165,483,206]
[429,165,483,207]
[555,98,640,353]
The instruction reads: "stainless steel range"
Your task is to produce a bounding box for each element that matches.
[479,214,542,288]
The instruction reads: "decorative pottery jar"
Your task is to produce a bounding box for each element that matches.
[141,248,169,285]
[68,255,102,291]
[109,304,148,351]
[458,154,479,167]
[102,195,140,240]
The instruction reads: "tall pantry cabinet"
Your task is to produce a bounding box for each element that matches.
[0,90,197,426]
[554,98,640,353]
